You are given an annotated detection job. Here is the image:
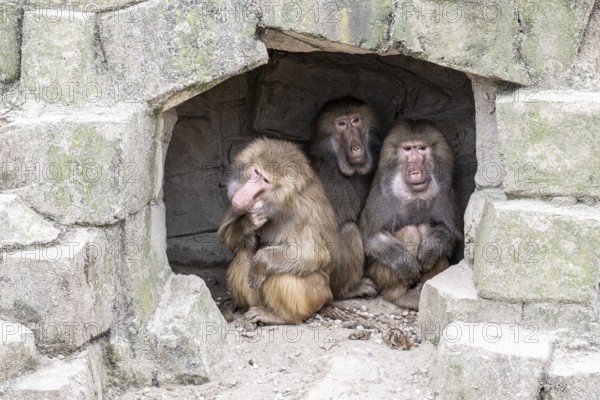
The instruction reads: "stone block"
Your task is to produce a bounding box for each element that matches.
[0,106,158,225]
[0,320,39,382]
[431,322,552,400]
[146,274,226,383]
[263,0,392,51]
[25,0,138,11]
[21,10,99,106]
[0,1,21,84]
[462,189,506,264]
[522,302,595,333]
[114,202,171,327]
[544,348,600,400]
[0,342,104,400]
[98,0,268,109]
[0,194,60,246]
[167,233,232,266]
[517,0,595,84]
[474,199,600,303]
[0,228,116,354]
[392,0,528,84]
[497,91,600,198]
[419,263,521,345]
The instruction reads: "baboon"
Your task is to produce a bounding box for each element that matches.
[309,97,382,300]
[359,120,462,310]
[218,138,337,325]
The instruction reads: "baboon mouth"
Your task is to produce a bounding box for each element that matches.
[348,156,366,164]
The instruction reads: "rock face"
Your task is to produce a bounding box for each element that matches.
[0,0,599,398]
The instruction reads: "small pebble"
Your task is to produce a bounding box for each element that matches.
[342,321,358,329]
[279,366,287,372]
[256,379,262,384]
[334,319,342,325]
[402,311,409,316]
[360,305,367,312]
[356,325,364,331]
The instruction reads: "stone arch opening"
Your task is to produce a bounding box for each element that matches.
[161,49,477,298]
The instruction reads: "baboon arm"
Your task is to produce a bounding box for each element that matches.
[364,232,421,286]
[217,209,257,252]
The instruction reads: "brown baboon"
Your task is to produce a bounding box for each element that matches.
[218,138,337,325]
[359,120,463,310]
[309,97,382,300]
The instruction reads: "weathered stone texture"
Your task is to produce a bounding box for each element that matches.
[469,75,502,189]
[0,1,21,84]
[0,194,60,246]
[21,11,98,106]
[262,0,392,51]
[393,0,529,84]
[567,1,600,90]
[419,262,521,345]
[0,320,39,382]
[0,228,116,354]
[474,199,600,304]
[0,342,105,400]
[24,0,140,11]
[431,322,552,400]
[497,91,600,198]
[0,106,158,225]
[146,274,226,382]
[98,0,268,109]
[462,189,506,264]
[522,302,595,333]
[517,0,595,85]
[544,347,600,400]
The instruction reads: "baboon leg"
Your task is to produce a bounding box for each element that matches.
[330,222,369,299]
[259,270,333,324]
[226,249,262,310]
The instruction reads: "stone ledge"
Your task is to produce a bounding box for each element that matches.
[419,262,521,345]
[431,321,553,400]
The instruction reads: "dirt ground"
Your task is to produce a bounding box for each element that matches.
[122,265,435,400]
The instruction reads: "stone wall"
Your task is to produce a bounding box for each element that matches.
[1,0,599,398]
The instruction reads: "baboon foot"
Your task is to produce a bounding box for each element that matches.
[393,284,423,311]
[243,306,290,329]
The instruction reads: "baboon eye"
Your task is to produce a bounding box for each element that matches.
[351,117,359,124]
[338,121,346,127]
[403,146,412,151]
[263,176,270,184]
[418,146,427,151]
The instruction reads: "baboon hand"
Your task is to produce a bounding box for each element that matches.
[248,262,267,289]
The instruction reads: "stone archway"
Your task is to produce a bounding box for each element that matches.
[1,0,598,398]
